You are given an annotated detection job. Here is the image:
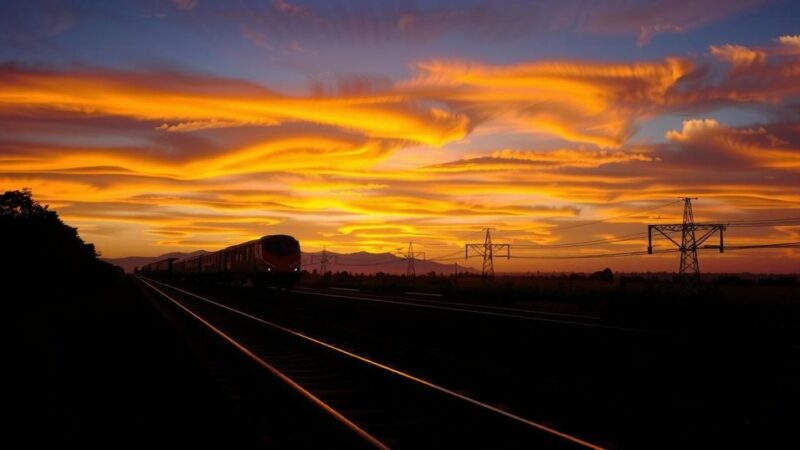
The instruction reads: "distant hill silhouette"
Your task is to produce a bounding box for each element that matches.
[0,188,116,283]
[107,248,475,275]
[306,250,476,275]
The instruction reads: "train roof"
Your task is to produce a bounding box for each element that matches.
[172,235,299,264]
[145,257,178,266]
[224,234,298,251]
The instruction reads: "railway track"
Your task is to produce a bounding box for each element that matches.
[138,276,604,449]
[290,286,658,334]
[293,286,602,319]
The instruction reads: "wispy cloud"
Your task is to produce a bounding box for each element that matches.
[241,24,274,50]
[402,57,693,147]
[0,63,469,146]
[709,44,767,67]
[157,0,762,46]
[1,35,799,270]
[172,0,198,11]
[423,149,655,172]
[579,0,763,45]
[272,0,311,17]
[777,34,800,47]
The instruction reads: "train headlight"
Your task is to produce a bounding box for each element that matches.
[294,267,299,271]
[267,267,271,271]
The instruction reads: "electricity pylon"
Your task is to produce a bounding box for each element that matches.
[466,228,510,278]
[311,246,332,274]
[403,242,425,277]
[648,198,725,279]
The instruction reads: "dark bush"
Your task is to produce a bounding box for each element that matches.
[0,188,116,284]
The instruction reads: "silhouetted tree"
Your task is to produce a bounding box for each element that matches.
[0,188,112,283]
[589,268,615,282]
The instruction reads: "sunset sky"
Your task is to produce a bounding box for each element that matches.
[2,0,799,272]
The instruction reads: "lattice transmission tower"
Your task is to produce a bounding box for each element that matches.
[402,242,425,277]
[648,198,725,279]
[311,246,332,274]
[466,228,510,278]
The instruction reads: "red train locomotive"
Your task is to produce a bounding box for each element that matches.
[138,234,301,288]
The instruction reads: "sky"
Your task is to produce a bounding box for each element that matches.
[1,0,799,273]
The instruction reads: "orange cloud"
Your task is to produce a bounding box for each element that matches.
[0,65,469,147]
[422,148,654,173]
[665,118,721,141]
[666,118,800,170]
[777,35,800,47]
[709,44,767,66]
[403,57,693,148]
[669,38,800,105]
[491,149,654,167]
[2,49,800,271]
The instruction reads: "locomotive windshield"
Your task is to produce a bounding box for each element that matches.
[262,237,299,256]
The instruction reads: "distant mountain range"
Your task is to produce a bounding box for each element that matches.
[303,250,476,275]
[104,249,475,275]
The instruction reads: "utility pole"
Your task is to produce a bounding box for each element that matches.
[311,246,332,274]
[648,198,725,279]
[466,228,510,278]
[403,242,425,277]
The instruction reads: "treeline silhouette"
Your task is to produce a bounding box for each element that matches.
[0,189,117,284]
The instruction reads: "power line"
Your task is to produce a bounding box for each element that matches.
[509,241,800,260]
[303,205,799,274]
[339,242,798,265]
[335,259,405,267]
[461,228,492,240]
[512,249,677,260]
[722,241,800,250]
[513,232,651,249]
[405,240,460,247]
[551,199,681,232]
[726,217,800,227]
[726,214,800,223]
[429,256,464,262]
[427,249,464,261]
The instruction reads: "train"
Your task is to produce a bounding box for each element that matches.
[137,234,301,288]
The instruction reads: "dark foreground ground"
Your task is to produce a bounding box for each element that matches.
[9,273,800,448]
[7,275,258,447]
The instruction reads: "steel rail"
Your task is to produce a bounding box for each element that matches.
[138,277,390,450]
[141,276,607,450]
